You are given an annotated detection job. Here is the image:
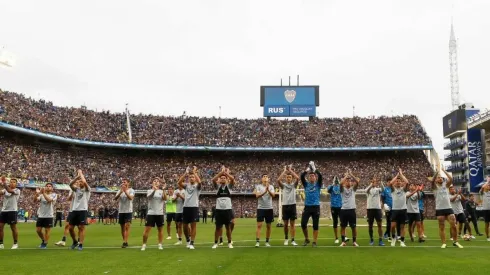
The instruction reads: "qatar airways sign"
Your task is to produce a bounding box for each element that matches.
[467,128,484,192]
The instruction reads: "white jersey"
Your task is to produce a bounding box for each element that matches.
[482,190,490,210]
[281,182,297,206]
[183,183,201,208]
[173,189,185,214]
[392,187,407,210]
[147,189,165,215]
[37,193,58,218]
[341,187,356,210]
[118,188,135,214]
[434,184,451,210]
[71,186,91,211]
[406,192,419,213]
[450,194,464,214]
[1,189,21,212]
[366,187,382,209]
[256,184,274,209]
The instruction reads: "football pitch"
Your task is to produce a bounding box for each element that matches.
[1,219,488,275]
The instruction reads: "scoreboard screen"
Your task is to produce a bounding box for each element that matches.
[260,86,319,117]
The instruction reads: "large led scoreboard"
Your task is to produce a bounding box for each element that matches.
[260,86,319,117]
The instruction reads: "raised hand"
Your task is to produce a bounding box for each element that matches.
[36,187,41,194]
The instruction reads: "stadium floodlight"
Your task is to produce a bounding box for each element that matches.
[0,47,16,68]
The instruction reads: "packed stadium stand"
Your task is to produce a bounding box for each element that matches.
[0,90,431,147]
[0,89,437,219]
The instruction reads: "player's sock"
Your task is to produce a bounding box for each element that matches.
[186,238,190,243]
[214,240,218,244]
[14,240,17,244]
[62,236,66,242]
[219,237,223,243]
[353,237,357,243]
[401,237,405,242]
[41,239,45,244]
[291,238,295,242]
[392,234,396,239]
[190,240,194,245]
[341,235,346,242]
[266,238,270,243]
[77,238,80,242]
[228,240,232,244]
[379,238,382,242]
[179,238,182,241]
[0,240,3,244]
[256,238,259,242]
[78,244,83,248]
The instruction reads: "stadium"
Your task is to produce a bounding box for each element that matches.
[2,1,490,275]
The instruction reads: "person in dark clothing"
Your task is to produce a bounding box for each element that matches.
[465,194,483,236]
[202,208,208,224]
[98,208,104,224]
[54,205,63,227]
[139,206,147,226]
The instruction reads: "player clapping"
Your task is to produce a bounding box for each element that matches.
[327,176,343,244]
[406,183,424,243]
[388,168,408,247]
[431,167,462,248]
[212,166,236,249]
[34,183,57,249]
[68,170,91,251]
[178,166,202,250]
[449,186,472,240]
[339,170,360,247]
[0,176,21,249]
[254,173,275,247]
[172,184,185,245]
[299,161,322,247]
[277,165,299,246]
[141,178,167,251]
[114,178,135,248]
[365,177,385,246]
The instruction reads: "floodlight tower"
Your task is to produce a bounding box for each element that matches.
[449,22,460,110]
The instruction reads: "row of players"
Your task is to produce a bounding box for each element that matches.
[1,163,490,250]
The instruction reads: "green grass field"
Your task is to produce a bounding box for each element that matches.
[1,219,489,275]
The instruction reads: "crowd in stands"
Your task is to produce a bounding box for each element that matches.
[0,134,434,192]
[0,90,431,147]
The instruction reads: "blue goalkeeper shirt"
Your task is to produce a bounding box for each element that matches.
[300,171,322,206]
[381,186,393,208]
[418,191,425,211]
[327,185,342,208]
